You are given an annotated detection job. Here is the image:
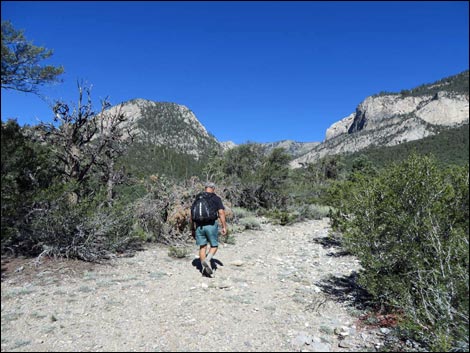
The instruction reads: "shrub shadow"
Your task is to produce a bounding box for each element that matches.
[312,235,351,257]
[312,236,342,248]
[316,272,373,310]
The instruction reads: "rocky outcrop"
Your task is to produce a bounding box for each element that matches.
[262,140,320,158]
[346,92,468,136]
[220,140,237,151]
[291,80,469,168]
[325,113,355,140]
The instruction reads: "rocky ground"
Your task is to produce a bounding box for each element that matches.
[1,218,409,352]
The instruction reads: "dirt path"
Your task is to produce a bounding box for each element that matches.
[1,218,389,352]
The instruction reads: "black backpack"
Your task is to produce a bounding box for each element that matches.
[191,192,218,224]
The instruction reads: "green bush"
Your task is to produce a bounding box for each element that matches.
[329,153,469,351]
[239,217,262,230]
[232,207,252,220]
[263,209,297,226]
[1,119,57,254]
[221,234,236,245]
[168,246,190,258]
[290,204,332,221]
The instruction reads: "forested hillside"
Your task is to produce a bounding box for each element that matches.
[342,123,469,170]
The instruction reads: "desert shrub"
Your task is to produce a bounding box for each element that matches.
[133,176,235,245]
[22,182,139,261]
[132,193,175,244]
[289,204,332,221]
[329,153,469,351]
[232,207,251,220]
[239,217,262,230]
[168,246,190,258]
[259,203,331,227]
[221,234,236,245]
[263,209,297,226]
[1,119,57,254]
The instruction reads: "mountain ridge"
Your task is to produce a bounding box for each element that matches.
[104,70,468,174]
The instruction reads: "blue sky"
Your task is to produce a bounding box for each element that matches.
[1,1,468,144]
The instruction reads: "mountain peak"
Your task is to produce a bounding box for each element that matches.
[106,99,221,159]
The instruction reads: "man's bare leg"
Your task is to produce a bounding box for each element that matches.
[200,245,218,275]
[205,246,218,262]
[199,245,208,262]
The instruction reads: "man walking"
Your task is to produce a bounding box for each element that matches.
[190,182,227,276]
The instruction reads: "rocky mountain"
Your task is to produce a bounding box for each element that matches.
[220,140,237,151]
[105,98,221,160]
[262,140,320,158]
[291,70,469,168]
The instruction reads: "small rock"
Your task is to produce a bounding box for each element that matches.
[319,325,334,335]
[334,326,350,337]
[230,260,244,267]
[380,327,391,335]
[310,342,330,352]
[338,338,354,348]
[311,285,321,293]
[291,332,312,347]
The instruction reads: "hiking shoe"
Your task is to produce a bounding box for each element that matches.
[202,259,213,275]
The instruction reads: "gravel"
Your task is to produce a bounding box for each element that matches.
[1,218,393,352]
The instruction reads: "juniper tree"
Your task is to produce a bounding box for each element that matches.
[1,20,64,94]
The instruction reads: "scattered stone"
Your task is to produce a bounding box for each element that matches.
[291,332,313,347]
[230,260,245,267]
[319,325,334,335]
[311,285,321,293]
[338,338,354,348]
[380,327,391,335]
[334,326,350,337]
[217,282,231,289]
[310,342,331,352]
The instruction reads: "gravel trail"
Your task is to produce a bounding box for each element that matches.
[1,218,388,352]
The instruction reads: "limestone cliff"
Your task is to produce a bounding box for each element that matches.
[291,71,469,167]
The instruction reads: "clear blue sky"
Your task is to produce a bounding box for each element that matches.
[1,1,468,144]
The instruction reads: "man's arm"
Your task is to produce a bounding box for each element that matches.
[190,215,195,238]
[218,209,227,235]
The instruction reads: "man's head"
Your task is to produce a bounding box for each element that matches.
[204,181,216,192]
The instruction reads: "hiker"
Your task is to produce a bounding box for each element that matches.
[190,182,227,276]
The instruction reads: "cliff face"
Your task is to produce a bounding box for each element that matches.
[291,71,469,168]
[346,92,469,135]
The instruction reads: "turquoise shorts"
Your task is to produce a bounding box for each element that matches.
[195,223,219,247]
